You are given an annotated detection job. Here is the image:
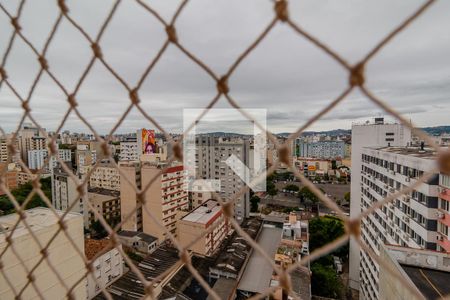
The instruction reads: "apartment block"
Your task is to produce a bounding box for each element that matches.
[51,164,87,226]
[0,208,86,299]
[27,147,71,171]
[0,137,9,163]
[178,199,228,256]
[89,160,120,191]
[195,136,251,223]
[298,140,345,159]
[119,161,142,231]
[119,140,139,161]
[0,163,18,195]
[141,164,189,241]
[85,239,124,299]
[120,162,189,241]
[358,146,442,299]
[87,188,121,227]
[349,118,412,291]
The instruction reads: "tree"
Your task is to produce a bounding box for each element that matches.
[311,262,344,298]
[309,216,348,259]
[250,195,260,212]
[266,180,278,196]
[284,184,299,192]
[299,186,322,204]
[0,177,51,214]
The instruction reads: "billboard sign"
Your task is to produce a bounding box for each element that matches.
[142,129,157,154]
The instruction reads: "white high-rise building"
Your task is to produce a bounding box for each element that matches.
[349,117,412,291]
[358,146,440,299]
[28,148,72,171]
[195,136,251,222]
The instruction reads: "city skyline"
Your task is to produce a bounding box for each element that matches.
[1,0,450,134]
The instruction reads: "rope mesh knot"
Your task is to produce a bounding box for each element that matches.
[274,0,289,22]
[166,25,178,43]
[0,67,7,80]
[349,63,365,86]
[217,75,229,94]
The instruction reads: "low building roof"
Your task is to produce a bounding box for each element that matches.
[401,265,450,299]
[85,238,114,260]
[181,199,222,225]
[237,226,282,294]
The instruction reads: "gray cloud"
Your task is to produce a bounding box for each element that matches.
[0,0,449,135]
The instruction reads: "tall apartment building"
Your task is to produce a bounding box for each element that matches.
[51,164,88,226]
[178,199,228,256]
[358,146,441,299]
[0,208,86,299]
[297,140,345,159]
[119,140,139,161]
[76,141,99,169]
[120,162,189,241]
[28,148,72,171]
[0,137,9,163]
[195,136,251,222]
[349,117,412,291]
[89,160,120,191]
[119,161,142,231]
[17,123,47,165]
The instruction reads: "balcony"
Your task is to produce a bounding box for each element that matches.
[437,209,450,227]
[439,187,450,202]
[436,232,450,252]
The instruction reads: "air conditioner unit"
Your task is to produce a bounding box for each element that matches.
[391,170,396,175]
[437,235,444,241]
[405,177,410,182]
[389,188,395,193]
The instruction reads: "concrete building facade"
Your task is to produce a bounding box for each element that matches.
[89,160,120,191]
[0,208,86,299]
[195,136,251,223]
[178,199,228,256]
[85,239,124,299]
[298,140,345,159]
[51,164,87,226]
[349,118,412,291]
[119,141,139,161]
[358,146,440,299]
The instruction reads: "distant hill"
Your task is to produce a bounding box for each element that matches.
[276,129,351,137]
[420,126,450,136]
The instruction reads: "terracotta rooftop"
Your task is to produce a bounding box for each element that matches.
[84,238,114,260]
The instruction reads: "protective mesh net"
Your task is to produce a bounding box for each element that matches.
[0,0,447,299]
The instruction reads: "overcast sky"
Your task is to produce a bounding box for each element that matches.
[0,0,449,135]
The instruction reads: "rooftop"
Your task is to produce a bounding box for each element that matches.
[0,208,81,242]
[99,245,181,300]
[401,265,450,300]
[84,238,114,260]
[117,231,158,244]
[366,146,439,159]
[237,226,282,294]
[181,199,222,225]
